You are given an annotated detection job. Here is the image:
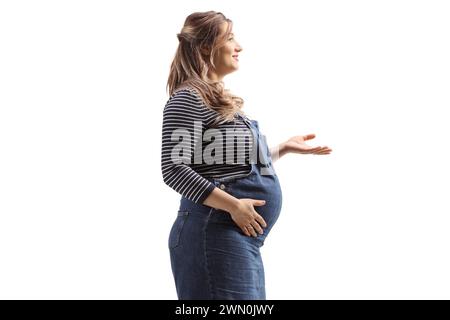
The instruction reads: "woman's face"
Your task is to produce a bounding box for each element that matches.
[210,22,243,80]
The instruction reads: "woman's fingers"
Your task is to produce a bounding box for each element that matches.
[246,225,258,237]
[235,198,268,237]
[252,199,266,206]
[293,146,322,154]
[254,213,267,228]
[250,220,264,235]
[242,227,251,237]
[251,200,267,232]
[313,147,333,155]
[303,134,316,140]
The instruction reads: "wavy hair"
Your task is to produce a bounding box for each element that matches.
[166,11,245,126]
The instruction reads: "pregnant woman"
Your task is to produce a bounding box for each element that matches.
[161,11,332,300]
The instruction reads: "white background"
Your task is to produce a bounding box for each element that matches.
[1,0,449,299]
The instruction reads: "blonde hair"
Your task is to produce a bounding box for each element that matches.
[166,11,245,126]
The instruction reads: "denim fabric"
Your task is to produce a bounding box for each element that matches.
[168,115,283,300]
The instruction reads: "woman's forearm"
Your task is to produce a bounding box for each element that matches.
[202,187,241,213]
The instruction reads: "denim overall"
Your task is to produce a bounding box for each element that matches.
[168,114,283,300]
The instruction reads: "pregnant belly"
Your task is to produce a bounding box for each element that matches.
[212,173,283,230]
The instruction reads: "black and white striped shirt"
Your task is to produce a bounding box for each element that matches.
[161,87,255,204]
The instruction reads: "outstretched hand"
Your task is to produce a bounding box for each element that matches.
[283,134,332,155]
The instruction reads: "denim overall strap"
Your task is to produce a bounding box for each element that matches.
[236,113,275,176]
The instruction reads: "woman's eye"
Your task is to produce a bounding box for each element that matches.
[228,37,234,41]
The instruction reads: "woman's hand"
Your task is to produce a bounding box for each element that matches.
[282,134,332,155]
[229,199,268,237]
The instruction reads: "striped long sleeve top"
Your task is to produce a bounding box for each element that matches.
[161,87,255,204]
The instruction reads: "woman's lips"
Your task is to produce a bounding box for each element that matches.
[232,56,239,61]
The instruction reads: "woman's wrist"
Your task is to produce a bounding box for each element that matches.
[279,142,289,158]
[273,142,289,160]
[204,187,242,214]
[223,195,242,214]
